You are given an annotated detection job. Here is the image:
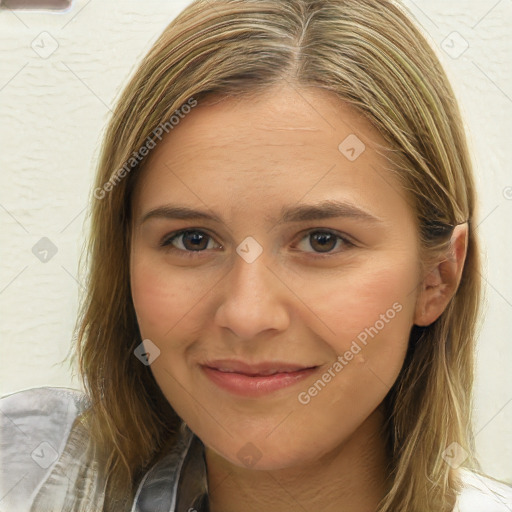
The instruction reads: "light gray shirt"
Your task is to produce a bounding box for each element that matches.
[1,387,511,511]
[0,387,208,512]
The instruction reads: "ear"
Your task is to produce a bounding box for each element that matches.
[414,223,468,327]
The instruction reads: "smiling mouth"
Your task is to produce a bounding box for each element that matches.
[209,367,316,376]
[201,360,320,397]
[203,359,318,376]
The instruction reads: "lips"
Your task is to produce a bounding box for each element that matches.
[201,360,320,397]
[203,359,317,376]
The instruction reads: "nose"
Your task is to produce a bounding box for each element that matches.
[214,247,290,340]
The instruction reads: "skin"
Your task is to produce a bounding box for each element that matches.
[129,83,468,512]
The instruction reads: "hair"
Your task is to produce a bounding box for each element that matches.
[73,1,482,511]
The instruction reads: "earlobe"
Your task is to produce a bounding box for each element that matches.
[413,222,468,327]
[413,266,447,326]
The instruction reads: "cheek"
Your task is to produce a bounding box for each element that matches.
[281,265,417,456]
[131,267,173,338]
[300,258,417,381]
[130,253,203,339]
[301,255,415,327]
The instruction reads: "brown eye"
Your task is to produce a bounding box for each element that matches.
[295,230,354,255]
[161,230,220,253]
[309,232,338,253]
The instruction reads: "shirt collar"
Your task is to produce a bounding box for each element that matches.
[131,422,209,512]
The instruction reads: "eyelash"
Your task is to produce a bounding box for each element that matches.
[159,228,356,259]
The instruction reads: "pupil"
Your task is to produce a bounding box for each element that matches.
[185,231,206,250]
[312,232,335,253]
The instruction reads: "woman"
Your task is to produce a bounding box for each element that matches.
[1,0,511,511]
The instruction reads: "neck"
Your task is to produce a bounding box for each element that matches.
[205,407,391,512]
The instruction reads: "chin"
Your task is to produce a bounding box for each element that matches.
[206,433,328,471]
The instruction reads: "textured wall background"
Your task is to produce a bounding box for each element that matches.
[0,0,511,482]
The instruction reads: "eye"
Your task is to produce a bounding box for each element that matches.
[293,229,355,256]
[160,229,221,256]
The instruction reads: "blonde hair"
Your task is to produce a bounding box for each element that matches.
[74,1,482,510]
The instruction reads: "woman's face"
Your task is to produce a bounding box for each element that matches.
[130,85,425,470]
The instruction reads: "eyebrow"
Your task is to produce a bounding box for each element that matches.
[139,200,384,226]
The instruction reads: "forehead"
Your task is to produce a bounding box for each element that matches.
[132,85,410,224]
[159,86,382,161]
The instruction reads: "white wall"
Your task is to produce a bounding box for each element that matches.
[1,0,511,482]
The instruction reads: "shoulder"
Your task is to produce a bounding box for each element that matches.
[456,468,512,511]
[0,386,90,512]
